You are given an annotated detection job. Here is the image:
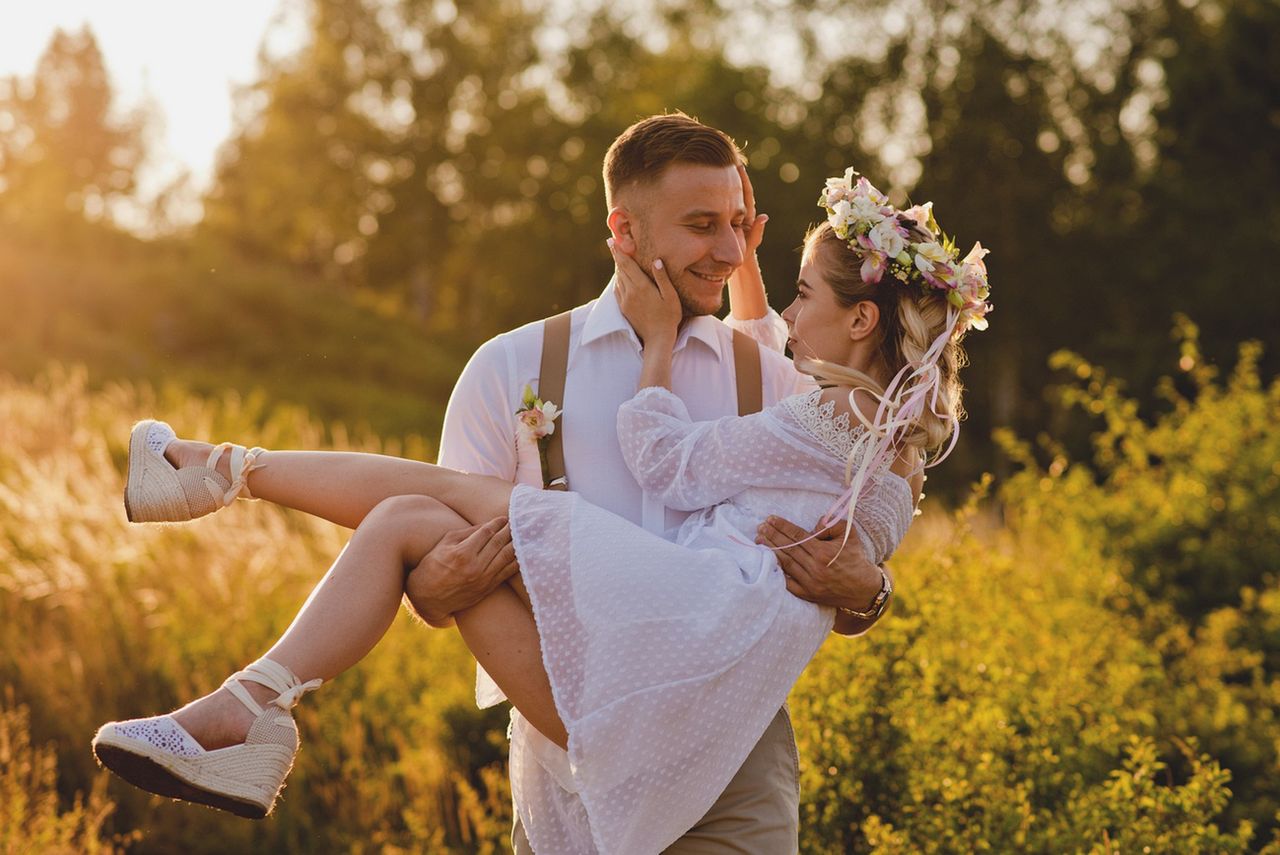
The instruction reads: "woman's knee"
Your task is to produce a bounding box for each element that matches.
[362,495,459,567]
[363,495,453,545]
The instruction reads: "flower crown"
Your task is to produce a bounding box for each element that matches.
[819,168,992,333]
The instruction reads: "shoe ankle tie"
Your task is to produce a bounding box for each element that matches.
[222,658,323,719]
[206,443,269,507]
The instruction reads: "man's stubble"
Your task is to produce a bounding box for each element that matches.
[633,229,727,320]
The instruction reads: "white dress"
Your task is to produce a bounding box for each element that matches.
[506,386,915,854]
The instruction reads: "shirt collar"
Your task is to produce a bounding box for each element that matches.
[579,277,724,361]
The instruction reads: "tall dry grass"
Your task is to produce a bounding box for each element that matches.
[0,365,511,853]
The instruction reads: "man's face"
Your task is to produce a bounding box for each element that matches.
[628,164,747,318]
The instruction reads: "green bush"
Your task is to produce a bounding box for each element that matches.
[994,319,1280,837]
[791,495,1253,852]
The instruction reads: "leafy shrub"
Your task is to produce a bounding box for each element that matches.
[991,319,1280,843]
[792,495,1254,852]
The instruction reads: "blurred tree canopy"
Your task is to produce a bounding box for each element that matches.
[194,0,1280,484]
[3,2,1276,483]
[0,26,145,237]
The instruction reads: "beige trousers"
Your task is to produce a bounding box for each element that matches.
[512,706,800,854]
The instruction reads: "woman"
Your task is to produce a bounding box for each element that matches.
[94,168,989,854]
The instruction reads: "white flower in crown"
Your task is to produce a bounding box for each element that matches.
[951,242,993,331]
[825,167,857,193]
[829,199,858,236]
[958,301,991,331]
[853,175,889,207]
[868,217,907,258]
[850,195,887,225]
[849,175,890,225]
[817,166,993,336]
[913,241,951,275]
[911,241,962,291]
[900,202,936,237]
[954,243,991,303]
[823,168,857,208]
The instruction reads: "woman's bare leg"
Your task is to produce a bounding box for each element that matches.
[171,493,567,751]
[166,440,501,530]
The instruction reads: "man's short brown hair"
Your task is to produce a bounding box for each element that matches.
[603,112,743,208]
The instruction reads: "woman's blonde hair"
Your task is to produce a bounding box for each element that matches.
[797,221,969,457]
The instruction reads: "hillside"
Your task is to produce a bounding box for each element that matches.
[0,233,471,448]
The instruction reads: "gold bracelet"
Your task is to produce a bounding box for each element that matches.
[836,566,893,621]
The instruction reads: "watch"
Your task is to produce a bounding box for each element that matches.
[837,565,893,621]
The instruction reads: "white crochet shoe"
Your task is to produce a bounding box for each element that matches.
[124,420,267,523]
[92,660,322,818]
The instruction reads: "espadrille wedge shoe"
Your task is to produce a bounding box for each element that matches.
[125,420,267,523]
[93,659,322,819]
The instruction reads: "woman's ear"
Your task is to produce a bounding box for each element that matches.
[607,207,639,255]
[847,300,880,342]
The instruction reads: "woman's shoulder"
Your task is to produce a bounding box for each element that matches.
[814,386,924,502]
[816,385,876,432]
[773,388,858,460]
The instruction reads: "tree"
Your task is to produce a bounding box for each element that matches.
[1135,0,1280,379]
[201,0,394,281]
[0,26,146,234]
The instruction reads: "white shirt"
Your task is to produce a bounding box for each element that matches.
[438,280,807,531]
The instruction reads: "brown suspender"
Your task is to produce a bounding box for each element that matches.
[730,328,762,417]
[537,314,764,492]
[538,311,573,490]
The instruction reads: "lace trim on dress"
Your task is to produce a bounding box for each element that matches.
[780,389,863,462]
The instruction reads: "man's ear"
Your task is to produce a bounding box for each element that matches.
[847,300,880,342]
[607,207,639,255]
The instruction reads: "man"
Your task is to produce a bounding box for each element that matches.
[405,113,888,853]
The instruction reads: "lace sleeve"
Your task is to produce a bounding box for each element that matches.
[724,308,788,353]
[616,386,831,511]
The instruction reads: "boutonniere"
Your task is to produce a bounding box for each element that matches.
[516,384,564,488]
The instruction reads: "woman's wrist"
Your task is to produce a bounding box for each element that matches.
[641,331,676,351]
[638,340,674,390]
[728,256,768,320]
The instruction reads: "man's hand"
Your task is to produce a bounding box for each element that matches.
[404,517,518,628]
[755,515,893,636]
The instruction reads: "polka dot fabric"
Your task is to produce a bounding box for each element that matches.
[507,386,913,853]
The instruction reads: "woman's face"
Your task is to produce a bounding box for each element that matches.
[781,252,860,368]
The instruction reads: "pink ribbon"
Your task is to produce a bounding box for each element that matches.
[768,306,961,560]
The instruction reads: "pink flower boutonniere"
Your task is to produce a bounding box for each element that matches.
[516,384,564,488]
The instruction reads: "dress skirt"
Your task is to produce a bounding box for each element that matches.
[506,483,832,854]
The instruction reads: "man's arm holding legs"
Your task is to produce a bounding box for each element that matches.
[756,516,891,637]
[404,336,521,623]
